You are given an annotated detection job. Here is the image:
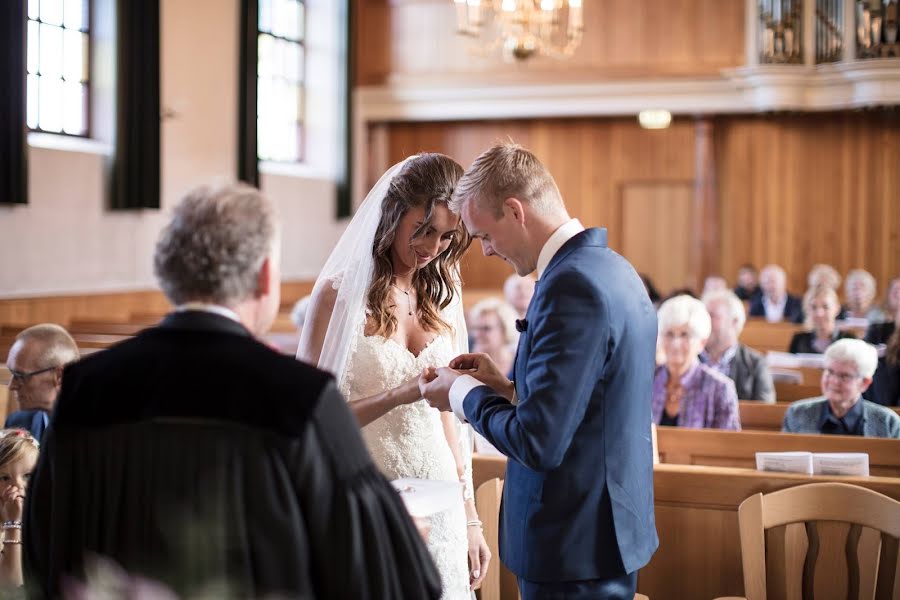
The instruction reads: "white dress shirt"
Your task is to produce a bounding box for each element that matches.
[448,219,585,423]
[177,302,242,323]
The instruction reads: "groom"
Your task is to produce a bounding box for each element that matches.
[421,143,658,599]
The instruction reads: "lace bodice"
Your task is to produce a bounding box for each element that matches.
[344,332,474,600]
[346,334,470,490]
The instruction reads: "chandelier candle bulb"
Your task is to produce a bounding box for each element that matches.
[638,110,673,129]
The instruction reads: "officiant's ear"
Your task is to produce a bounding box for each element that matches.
[503,197,526,225]
[255,256,274,298]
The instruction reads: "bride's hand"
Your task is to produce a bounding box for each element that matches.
[467,524,491,590]
[397,373,431,406]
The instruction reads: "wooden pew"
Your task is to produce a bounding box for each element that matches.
[774,380,822,402]
[641,464,900,600]
[740,400,900,432]
[471,456,900,600]
[67,320,148,336]
[656,427,900,476]
[739,319,802,354]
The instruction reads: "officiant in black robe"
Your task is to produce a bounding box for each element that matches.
[24,184,442,599]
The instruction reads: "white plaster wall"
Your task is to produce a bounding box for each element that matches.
[0,0,343,298]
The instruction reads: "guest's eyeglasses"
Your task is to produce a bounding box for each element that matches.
[8,366,57,383]
[823,368,861,384]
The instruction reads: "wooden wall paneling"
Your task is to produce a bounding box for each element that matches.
[620,183,695,294]
[355,0,745,85]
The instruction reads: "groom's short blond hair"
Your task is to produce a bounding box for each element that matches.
[450,142,562,218]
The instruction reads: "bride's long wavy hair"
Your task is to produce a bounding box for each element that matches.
[367,153,471,338]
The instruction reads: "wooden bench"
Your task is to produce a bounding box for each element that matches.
[774,380,822,402]
[740,319,802,354]
[67,320,149,336]
[471,456,900,600]
[657,427,900,476]
[642,464,900,600]
[740,400,900,431]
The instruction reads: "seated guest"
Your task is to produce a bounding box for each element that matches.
[701,290,775,403]
[865,300,900,406]
[503,273,536,319]
[865,276,900,345]
[844,268,886,323]
[24,184,441,599]
[734,263,760,301]
[748,264,803,323]
[468,298,519,455]
[0,429,40,589]
[782,339,900,437]
[789,286,856,354]
[701,275,728,298]
[640,274,662,305]
[807,263,841,291]
[652,295,741,430]
[5,324,79,440]
[289,295,311,333]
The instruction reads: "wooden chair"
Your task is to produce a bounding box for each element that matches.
[716,482,900,600]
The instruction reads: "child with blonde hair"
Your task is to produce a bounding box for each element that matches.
[0,429,39,589]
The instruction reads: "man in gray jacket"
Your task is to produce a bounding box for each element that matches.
[782,338,900,438]
[702,290,775,403]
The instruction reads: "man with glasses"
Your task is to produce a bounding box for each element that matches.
[782,338,900,437]
[5,324,79,440]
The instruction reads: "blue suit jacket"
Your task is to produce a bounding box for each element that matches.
[5,410,50,441]
[463,228,659,582]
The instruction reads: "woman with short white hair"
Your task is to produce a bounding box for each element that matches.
[844,269,886,322]
[651,295,741,430]
[783,339,900,437]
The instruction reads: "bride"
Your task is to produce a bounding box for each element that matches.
[298,153,490,598]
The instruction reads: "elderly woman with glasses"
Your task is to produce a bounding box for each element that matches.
[651,295,740,430]
[782,338,900,437]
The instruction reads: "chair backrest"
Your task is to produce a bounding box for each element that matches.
[737,482,900,600]
[475,478,521,600]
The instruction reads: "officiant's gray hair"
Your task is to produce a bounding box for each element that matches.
[154,183,278,307]
[450,142,563,218]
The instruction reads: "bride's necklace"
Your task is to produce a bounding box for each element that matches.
[392,282,414,316]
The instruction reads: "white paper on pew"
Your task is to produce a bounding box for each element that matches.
[794,353,827,369]
[755,451,814,474]
[812,453,869,477]
[391,478,462,518]
[766,352,804,369]
[769,368,803,384]
[837,317,870,331]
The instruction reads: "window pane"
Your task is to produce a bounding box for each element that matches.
[258,0,273,33]
[296,44,304,82]
[62,81,85,134]
[28,0,40,20]
[271,0,287,39]
[27,21,40,74]
[283,40,298,83]
[39,76,63,132]
[39,23,63,77]
[297,2,305,41]
[27,75,39,129]
[63,0,85,30]
[40,0,63,26]
[283,0,299,41]
[63,29,85,81]
[258,34,274,77]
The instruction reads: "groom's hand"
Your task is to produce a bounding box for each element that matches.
[419,367,461,412]
[449,353,514,401]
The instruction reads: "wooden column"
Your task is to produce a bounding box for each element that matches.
[693,117,719,291]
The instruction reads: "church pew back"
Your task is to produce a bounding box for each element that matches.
[656,426,900,476]
[740,319,802,354]
[740,401,900,432]
[642,464,900,600]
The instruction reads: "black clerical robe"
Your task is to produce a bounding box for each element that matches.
[24,311,442,599]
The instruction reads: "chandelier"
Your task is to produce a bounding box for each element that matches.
[453,0,584,61]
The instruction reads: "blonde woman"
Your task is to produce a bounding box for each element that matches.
[789,286,855,354]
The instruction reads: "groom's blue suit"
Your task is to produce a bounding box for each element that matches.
[462,228,658,590]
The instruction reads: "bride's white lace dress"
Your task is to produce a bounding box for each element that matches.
[345,332,472,600]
